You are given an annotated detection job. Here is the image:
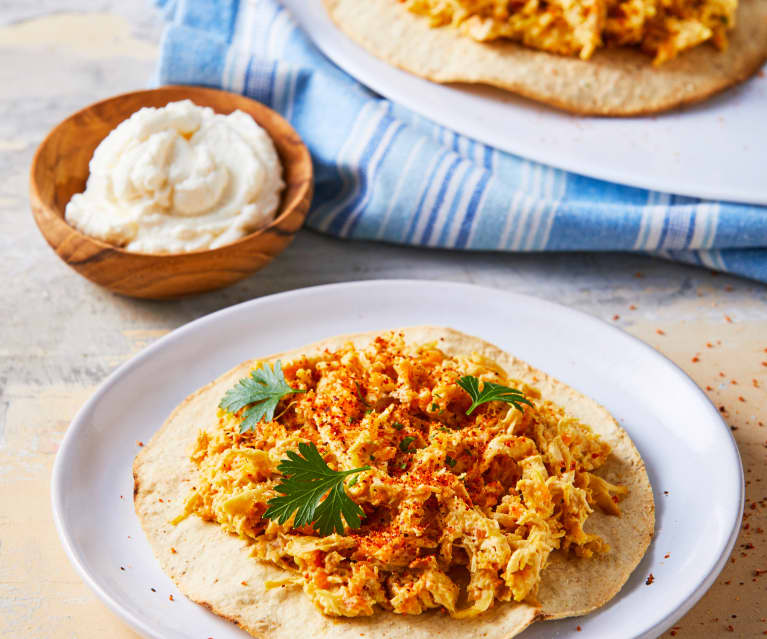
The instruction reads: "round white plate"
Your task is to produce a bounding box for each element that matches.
[282,0,767,205]
[52,280,743,639]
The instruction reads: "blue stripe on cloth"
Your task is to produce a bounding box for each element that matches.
[327,113,401,236]
[345,124,406,238]
[434,162,474,247]
[656,211,672,250]
[242,59,274,107]
[153,0,767,283]
[684,208,697,247]
[404,148,449,242]
[457,171,492,248]
[420,156,462,244]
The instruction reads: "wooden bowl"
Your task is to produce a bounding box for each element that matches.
[30,86,313,299]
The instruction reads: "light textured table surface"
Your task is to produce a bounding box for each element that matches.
[1,2,766,637]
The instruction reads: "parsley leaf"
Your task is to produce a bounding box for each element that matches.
[262,442,370,536]
[355,382,371,408]
[457,375,532,416]
[392,421,404,430]
[220,361,306,433]
[354,383,376,416]
[399,436,416,452]
[445,455,457,468]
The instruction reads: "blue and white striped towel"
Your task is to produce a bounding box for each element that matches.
[154,0,767,282]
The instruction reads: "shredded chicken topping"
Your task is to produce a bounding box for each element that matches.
[401,0,737,65]
[179,333,627,618]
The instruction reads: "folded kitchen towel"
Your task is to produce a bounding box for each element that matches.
[154,0,767,282]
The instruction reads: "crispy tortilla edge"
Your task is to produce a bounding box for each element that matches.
[133,326,653,636]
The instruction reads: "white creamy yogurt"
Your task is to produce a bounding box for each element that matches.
[65,99,284,253]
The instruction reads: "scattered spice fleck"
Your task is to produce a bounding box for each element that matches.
[151,587,156,592]
[612,314,620,321]
[724,315,733,323]
[706,385,713,391]
[169,594,174,602]
[664,553,670,559]
[645,573,655,585]
[738,396,746,402]
[241,581,248,586]
[120,566,125,571]
[170,547,177,554]
[664,490,669,495]
[656,329,666,336]
[692,356,700,363]
[576,626,582,632]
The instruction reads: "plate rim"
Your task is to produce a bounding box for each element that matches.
[51,279,745,639]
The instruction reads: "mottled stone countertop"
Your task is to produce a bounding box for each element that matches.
[1,2,765,637]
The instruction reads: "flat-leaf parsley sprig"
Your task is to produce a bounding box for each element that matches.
[219,361,305,433]
[263,442,370,536]
[457,375,532,415]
